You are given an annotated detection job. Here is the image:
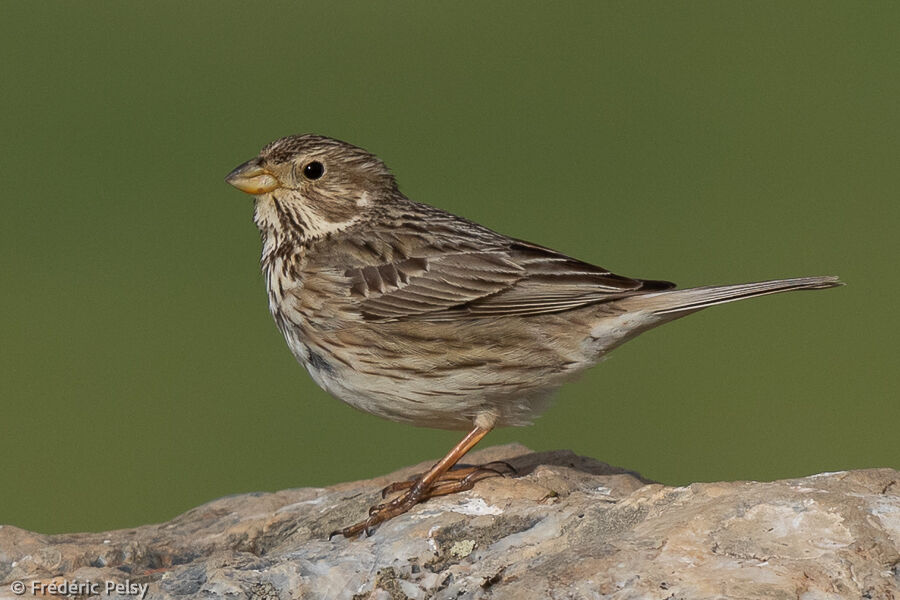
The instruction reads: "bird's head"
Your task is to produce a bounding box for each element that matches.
[226,134,399,242]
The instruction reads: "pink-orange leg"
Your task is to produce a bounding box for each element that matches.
[336,425,493,538]
[380,461,516,498]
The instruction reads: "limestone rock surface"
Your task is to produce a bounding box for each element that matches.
[1,444,898,599]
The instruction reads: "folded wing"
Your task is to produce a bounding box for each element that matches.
[344,239,674,322]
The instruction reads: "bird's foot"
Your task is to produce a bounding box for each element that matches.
[333,462,514,539]
[379,461,516,498]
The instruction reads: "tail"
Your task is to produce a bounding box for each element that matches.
[619,275,843,316]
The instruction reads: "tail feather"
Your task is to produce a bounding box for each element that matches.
[625,275,843,316]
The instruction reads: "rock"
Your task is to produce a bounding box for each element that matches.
[1,444,898,599]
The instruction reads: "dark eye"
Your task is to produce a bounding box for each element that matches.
[303,161,324,180]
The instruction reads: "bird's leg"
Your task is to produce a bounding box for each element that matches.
[380,461,516,498]
[336,425,493,538]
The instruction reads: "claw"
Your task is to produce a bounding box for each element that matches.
[381,480,412,498]
[484,460,517,475]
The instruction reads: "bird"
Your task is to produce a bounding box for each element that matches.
[225,134,841,537]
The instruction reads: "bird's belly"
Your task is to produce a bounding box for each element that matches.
[276,310,596,429]
[285,328,584,430]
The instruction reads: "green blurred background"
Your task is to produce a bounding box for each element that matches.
[1,2,897,534]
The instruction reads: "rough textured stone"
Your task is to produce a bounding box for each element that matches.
[1,444,897,599]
